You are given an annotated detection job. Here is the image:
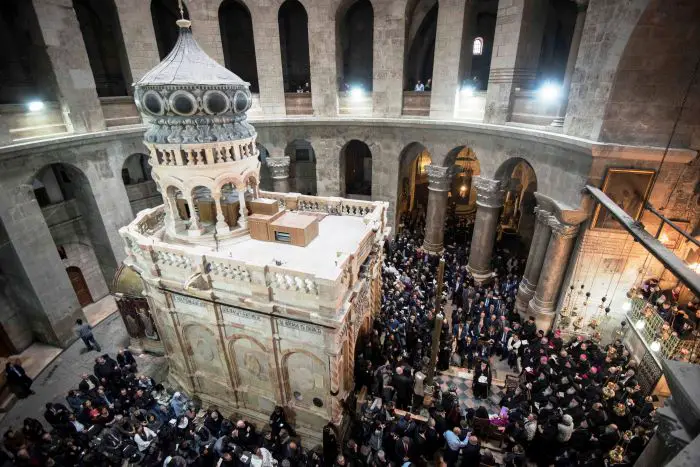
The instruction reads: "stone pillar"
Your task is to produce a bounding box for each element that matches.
[32,0,106,133]
[467,177,505,282]
[267,157,292,193]
[0,185,86,347]
[213,195,229,235]
[250,8,286,116]
[186,197,203,235]
[551,1,589,128]
[515,207,553,313]
[422,165,453,253]
[114,0,161,82]
[484,0,547,124]
[527,217,579,331]
[307,2,338,116]
[372,1,405,117]
[237,190,249,228]
[430,0,470,119]
[189,0,226,65]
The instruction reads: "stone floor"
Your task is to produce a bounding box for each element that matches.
[84,295,119,327]
[0,312,167,431]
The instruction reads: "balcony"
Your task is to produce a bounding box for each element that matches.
[0,102,69,144]
[284,93,313,116]
[402,91,430,117]
[509,90,559,127]
[99,97,141,128]
[338,91,372,116]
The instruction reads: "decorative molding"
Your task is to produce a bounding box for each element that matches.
[474,177,505,208]
[266,156,291,179]
[547,217,579,239]
[425,164,454,191]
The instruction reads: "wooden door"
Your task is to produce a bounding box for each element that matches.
[67,267,93,307]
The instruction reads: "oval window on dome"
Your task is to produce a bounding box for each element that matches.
[233,90,251,113]
[169,91,197,116]
[203,90,229,115]
[142,91,164,116]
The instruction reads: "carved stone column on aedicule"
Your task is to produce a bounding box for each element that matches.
[267,157,291,193]
[213,194,229,235]
[237,190,249,228]
[527,217,579,331]
[515,207,553,313]
[467,177,505,282]
[422,165,454,253]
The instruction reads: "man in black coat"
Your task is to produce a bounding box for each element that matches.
[117,349,137,372]
[392,367,413,410]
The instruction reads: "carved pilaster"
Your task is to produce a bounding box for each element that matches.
[266,156,291,179]
[474,176,505,208]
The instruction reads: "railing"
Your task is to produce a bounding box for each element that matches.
[510,90,559,126]
[147,137,258,167]
[100,96,141,128]
[284,93,313,116]
[402,91,431,116]
[627,298,680,359]
[338,91,372,116]
[259,191,381,221]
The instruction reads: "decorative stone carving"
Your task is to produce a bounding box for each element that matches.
[474,177,505,208]
[548,216,579,239]
[425,165,454,191]
[266,156,291,179]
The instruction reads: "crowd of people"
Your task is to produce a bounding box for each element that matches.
[0,213,661,466]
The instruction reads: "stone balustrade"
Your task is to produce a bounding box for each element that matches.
[146,137,258,167]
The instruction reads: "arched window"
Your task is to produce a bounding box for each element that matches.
[473,37,484,56]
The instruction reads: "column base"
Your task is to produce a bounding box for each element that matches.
[515,280,537,313]
[466,264,494,284]
[187,226,204,237]
[216,222,230,235]
[422,239,443,254]
[526,297,556,333]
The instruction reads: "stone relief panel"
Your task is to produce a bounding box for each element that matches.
[283,351,327,413]
[183,324,230,398]
[229,336,276,413]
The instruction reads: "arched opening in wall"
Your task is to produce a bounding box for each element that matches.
[168,186,190,220]
[341,140,372,198]
[151,0,190,60]
[73,0,130,97]
[0,0,56,104]
[219,0,259,93]
[445,146,480,219]
[495,158,538,250]
[31,163,118,296]
[285,140,317,195]
[122,154,163,216]
[537,0,577,84]
[396,143,432,227]
[463,10,497,91]
[279,0,310,93]
[337,0,374,92]
[404,0,437,91]
[66,266,93,307]
[191,186,215,231]
[257,144,273,192]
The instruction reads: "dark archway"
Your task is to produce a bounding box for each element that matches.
[219,0,259,93]
[0,0,56,104]
[279,0,310,92]
[536,0,577,84]
[341,140,372,197]
[396,143,432,227]
[122,154,162,216]
[285,140,317,195]
[73,0,130,97]
[404,1,437,90]
[151,0,190,60]
[494,158,538,248]
[466,11,497,90]
[122,154,152,186]
[337,0,374,91]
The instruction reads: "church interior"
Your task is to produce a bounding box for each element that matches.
[0,0,698,466]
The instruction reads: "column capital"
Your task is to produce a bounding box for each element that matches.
[474,177,505,208]
[426,165,454,191]
[547,217,579,239]
[534,206,553,223]
[266,157,291,179]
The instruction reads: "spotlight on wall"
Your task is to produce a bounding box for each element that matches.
[537,82,561,102]
[650,340,661,352]
[27,100,45,112]
[634,319,645,330]
[350,86,365,100]
[622,301,632,312]
[460,85,475,97]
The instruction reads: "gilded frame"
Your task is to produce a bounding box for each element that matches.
[591,168,655,231]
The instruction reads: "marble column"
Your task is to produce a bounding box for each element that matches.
[186,197,203,235]
[237,190,249,228]
[422,165,454,253]
[527,217,579,331]
[429,0,471,119]
[515,207,553,313]
[467,177,505,282]
[213,195,229,235]
[551,1,589,127]
[267,157,292,193]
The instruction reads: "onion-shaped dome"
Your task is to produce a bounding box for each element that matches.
[134,19,255,144]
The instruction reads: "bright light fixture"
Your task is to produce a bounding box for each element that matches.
[635,319,645,330]
[650,340,661,352]
[350,86,365,100]
[622,302,632,312]
[537,82,561,102]
[460,85,475,97]
[27,101,44,112]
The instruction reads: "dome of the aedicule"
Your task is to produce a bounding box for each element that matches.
[133,20,255,145]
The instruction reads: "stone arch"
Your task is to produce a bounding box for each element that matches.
[404,0,437,90]
[122,153,152,185]
[281,349,327,409]
[219,0,259,92]
[336,0,374,91]
[151,0,190,60]
[185,176,216,196]
[122,153,162,216]
[340,139,372,197]
[278,0,310,92]
[285,139,317,195]
[228,335,272,385]
[60,243,109,305]
[396,142,432,225]
[213,174,245,194]
[31,163,119,289]
[494,157,538,246]
[166,185,189,221]
[73,0,130,97]
[444,146,481,218]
